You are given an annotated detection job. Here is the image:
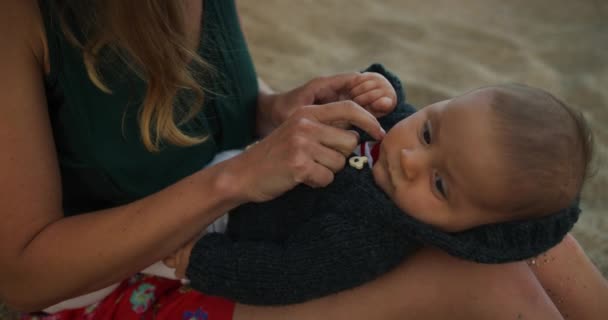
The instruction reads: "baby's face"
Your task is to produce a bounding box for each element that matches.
[373,88,509,232]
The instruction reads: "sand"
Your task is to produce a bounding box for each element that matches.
[237,0,608,277]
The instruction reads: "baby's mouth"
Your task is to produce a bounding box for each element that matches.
[372,142,396,194]
[371,139,382,164]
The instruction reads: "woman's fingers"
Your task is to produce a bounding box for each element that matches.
[311,73,360,92]
[309,131,351,170]
[314,124,360,157]
[303,100,385,140]
[287,102,376,187]
[232,100,384,202]
[296,161,335,188]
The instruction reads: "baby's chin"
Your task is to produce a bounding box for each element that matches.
[372,161,393,196]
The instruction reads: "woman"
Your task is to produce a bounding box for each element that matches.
[0,0,605,319]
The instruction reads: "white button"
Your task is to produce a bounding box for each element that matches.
[349,156,368,170]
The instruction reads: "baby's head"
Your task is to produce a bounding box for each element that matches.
[373,84,593,232]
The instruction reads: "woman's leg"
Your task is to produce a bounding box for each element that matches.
[527,233,608,319]
[234,247,563,320]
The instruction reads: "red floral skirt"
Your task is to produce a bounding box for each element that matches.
[21,275,235,320]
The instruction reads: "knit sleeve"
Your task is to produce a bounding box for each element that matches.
[186,212,417,305]
[223,184,320,242]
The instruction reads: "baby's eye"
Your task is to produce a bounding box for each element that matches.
[422,121,432,145]
[434,172,447,198]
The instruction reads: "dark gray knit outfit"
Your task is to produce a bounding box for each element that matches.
[186,64,580,305]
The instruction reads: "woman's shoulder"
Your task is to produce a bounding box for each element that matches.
[0,0,48,73]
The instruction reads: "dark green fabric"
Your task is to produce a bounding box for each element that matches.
[38,0,258,215]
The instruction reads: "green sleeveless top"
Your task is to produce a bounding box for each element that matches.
[39,0,259,215]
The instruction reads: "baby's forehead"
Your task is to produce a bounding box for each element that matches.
[451,85,537,112]
[437,96,511,209]
[443,89,496,114]
[463,85,523,98]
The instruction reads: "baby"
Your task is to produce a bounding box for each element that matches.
[170,65,592,306]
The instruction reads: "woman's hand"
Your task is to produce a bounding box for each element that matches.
[257,72,397,136]
[230,100,385,203]
[163,237,198,279]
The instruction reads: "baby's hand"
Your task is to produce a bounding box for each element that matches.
[346,72,397,117]
[296,72,396,131]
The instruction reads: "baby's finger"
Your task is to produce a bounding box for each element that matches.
[350,79,381,98]
[369,97,396,116]
[353,89,392,108]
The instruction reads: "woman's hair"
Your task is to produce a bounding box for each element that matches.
[54,0,211,152]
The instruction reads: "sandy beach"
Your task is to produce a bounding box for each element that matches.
[237,0,608,276]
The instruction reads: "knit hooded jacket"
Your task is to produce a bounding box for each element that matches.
[186,64,580,305]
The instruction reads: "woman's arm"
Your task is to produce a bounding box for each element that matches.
[528,234,608,319]
[0,0,386,312]
[0,2,247,311]
[255,77,277,137]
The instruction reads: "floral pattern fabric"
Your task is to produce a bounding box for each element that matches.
[21,275,234,320]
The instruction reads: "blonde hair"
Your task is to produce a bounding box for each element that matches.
[55,0,211,152]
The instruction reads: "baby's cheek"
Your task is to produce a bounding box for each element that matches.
[372,164,391,194]
[394,188,437,224]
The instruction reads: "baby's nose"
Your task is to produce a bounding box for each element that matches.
[400,148,429,180]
